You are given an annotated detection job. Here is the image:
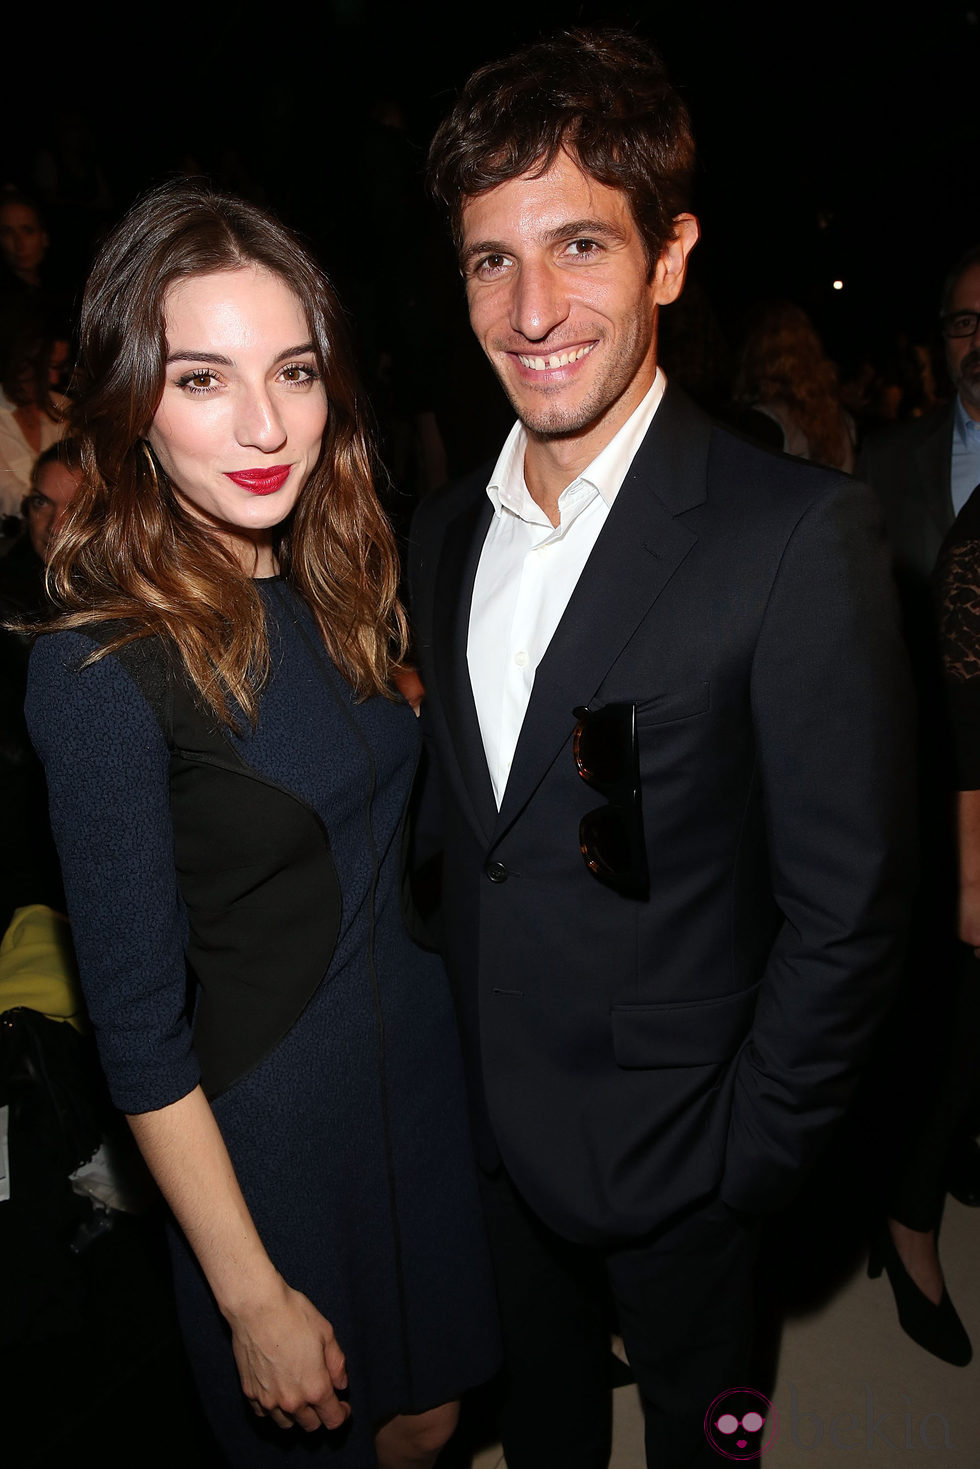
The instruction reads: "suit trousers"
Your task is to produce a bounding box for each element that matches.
[478,1166,762,1469]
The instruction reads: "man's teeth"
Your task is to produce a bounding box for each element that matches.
[517,344,595,371]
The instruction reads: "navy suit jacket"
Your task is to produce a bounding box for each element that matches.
[409,385,916,1245]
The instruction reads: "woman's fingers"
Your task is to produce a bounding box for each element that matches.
[324,1334,349,1392]
[231,1281,352,1433]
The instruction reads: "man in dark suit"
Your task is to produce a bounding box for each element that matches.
[861,249,980,599]
[860,249,980,656]
[856,248,980,1366]
[410,30,915,1468]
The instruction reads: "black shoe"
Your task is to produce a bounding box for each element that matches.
[868,1229,972,1366]
[947,1137,980,1207]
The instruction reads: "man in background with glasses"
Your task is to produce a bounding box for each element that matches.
[862,247,980,600]
[857,248,980,1367]
[410,29,915,1468]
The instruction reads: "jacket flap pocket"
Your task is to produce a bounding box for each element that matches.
[611,983,759,1069]
[634,682,710,726]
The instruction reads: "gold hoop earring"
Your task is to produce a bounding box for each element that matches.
[140,440,161,493]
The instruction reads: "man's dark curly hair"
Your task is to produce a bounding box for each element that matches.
[427,28,696,272]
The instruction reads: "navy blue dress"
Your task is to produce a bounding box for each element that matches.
[26,579,499,1467]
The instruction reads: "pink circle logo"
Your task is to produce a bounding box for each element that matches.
[704,1387,779,1460]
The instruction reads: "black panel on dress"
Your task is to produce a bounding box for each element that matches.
[103,634,342,1099]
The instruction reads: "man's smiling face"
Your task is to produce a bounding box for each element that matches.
[461,149,696,454]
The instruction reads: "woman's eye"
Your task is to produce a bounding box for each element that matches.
[279,363,319,385]
[178,370,220,394]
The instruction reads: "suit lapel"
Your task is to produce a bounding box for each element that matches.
[432,490,498,841]
[494,387,710,836]
[915,405,954,536]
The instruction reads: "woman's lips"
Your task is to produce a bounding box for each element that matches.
[223,466,291,494]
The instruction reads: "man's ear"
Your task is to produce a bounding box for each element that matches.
[652,214,700,305]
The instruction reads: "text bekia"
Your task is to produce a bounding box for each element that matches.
[788,1383,953,1452]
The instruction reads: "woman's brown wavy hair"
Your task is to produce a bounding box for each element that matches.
[43,179,407,724]
[733,301,852,472]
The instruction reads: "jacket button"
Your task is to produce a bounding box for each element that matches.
[485,860,509,883]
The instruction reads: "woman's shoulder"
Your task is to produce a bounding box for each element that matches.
[27,627,170,735]
[29,625,108,679]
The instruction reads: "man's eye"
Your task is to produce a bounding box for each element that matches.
[474,254,510,278]
[565,238,600,258]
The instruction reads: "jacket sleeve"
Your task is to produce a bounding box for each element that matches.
[721,479,917,1213]
[25,631,200,1113]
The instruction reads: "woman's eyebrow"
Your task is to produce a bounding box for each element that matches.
[165,343,316,366]
[166,350,233,366]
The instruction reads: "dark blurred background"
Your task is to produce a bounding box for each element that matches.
[2,2,978,477]
[1,9,977,1464]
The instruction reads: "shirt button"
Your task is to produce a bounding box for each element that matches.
[485,860,509,883]
[514,651,529,668]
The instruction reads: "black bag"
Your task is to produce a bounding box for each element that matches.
[0,1006,107,1186]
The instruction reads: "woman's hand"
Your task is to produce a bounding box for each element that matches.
[228,1276,350,1432]
[126,1090,351,1434]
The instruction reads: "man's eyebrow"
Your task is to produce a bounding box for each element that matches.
[541,218,628,246]
[165,343,316,366]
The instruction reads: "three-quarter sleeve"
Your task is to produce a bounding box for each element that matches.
[25,631,201,1112]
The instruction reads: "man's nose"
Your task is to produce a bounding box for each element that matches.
[509,258,570,342]
[235,386,287,451]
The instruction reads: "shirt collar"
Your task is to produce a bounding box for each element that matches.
[485,368,667,522]
[954,392,980,450]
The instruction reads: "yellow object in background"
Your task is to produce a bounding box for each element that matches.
[0,904,86,1032]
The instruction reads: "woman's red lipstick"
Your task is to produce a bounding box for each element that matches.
[224,466,291,495]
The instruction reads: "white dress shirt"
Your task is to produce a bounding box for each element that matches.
[467,369,666,807]
[0,389,69,519]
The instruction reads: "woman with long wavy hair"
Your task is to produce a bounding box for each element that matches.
[733,300,856,474]
[25,181,499,1468]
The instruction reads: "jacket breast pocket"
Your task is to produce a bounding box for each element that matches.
[610,983,760,1069]
[633,682,710,728]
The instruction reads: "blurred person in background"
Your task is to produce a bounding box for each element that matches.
[0,191,50,295]
[0,437,83,618]
[732,299,856,472]
[857,245,980,1368]
[0,440,82,935]
[0,306,69,526]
